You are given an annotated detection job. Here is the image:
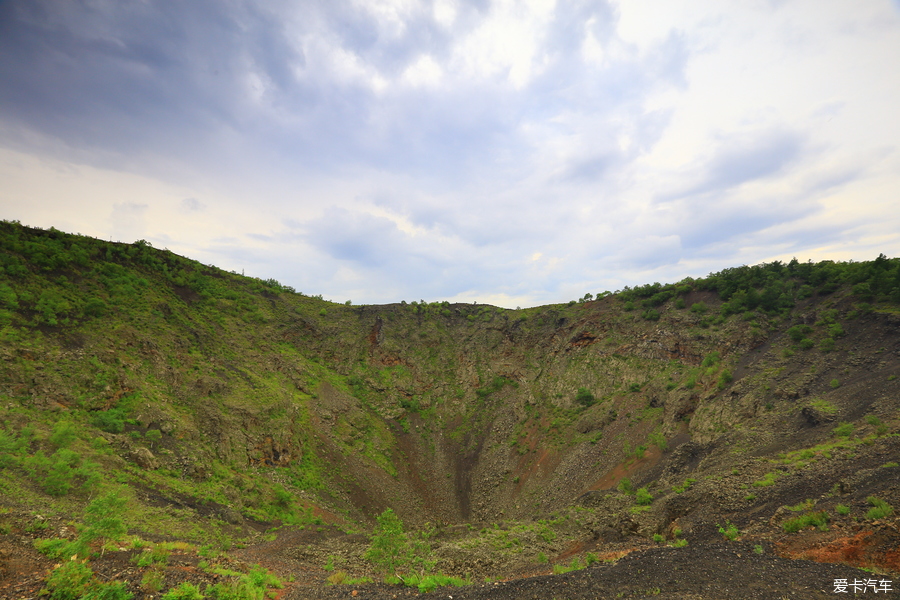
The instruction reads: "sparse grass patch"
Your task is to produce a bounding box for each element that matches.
[833,422,854,438]
[866,497,894,520]
[717,521,739,540]
[808,398,837,414]
[782,511,829,533]
[672,478,696,493]
[752,471,781,487]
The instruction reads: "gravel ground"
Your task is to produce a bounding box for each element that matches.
[263,541,897,600]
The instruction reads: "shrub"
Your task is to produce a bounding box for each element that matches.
[829,379,841,389]
[635,487,653,506]
[364,509,437,579]
[701,352,720,368]
[786,324,812,342]
[717,521,739,540]
[672,538,688,547]
[43,560,95,600]
[652,534,664,543]
[141,567,165,593]
[836,504,850,516]
[575,388,595,407]
[798,338,814,350]
[617,478,633,495]
[82,491,128,555]
[820,338,835,352]
[690,302,707,314]
[717,370,733,390]
[145,429,162,448]
[49,421,78,449]
[642,309,660,321]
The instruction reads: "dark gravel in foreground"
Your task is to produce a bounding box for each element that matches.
[294,542,897,600]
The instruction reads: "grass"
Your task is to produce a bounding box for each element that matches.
[782,511,829,533]
[752,471,781,487]
[671,478,696,493]
[717,521,739,541]
[865,497,894,520]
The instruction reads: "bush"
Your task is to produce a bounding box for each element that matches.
[798,338,815,350]
[364,509,436,579]
[617,478,633,495]
[786,324,812,342]
[701,352,720,368]
[717,370,733,390]
[82,491,128,555]
[49,421,78,449]
[575,388,595,407]
[642,309,660,321]
[836,504,850,516]
[717,521,739,540]
[635,487,653,506]
[43,560,95,600]
[690,302,707,314]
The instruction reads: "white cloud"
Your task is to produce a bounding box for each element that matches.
[1,0,899,308]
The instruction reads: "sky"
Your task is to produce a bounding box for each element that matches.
[1,0,899,308]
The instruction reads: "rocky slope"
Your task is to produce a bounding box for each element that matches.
[0,220,898,598]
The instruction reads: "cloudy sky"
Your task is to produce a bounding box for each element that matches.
[1,0,899,307]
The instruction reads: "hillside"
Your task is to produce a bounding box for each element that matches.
[0,220,898,599]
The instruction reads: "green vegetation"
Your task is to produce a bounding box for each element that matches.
[362,509,463,592]
[752,472,781,487]
[833,422,855,438]
[3,222,900,594]
[575,387,596,407]
[782,511,829,533]
[672,478,696,493]
[717,521,739,541]
[635,487,653,506]
[865,497,894,520]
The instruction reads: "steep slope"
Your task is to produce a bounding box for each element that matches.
[0,220,898,597]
